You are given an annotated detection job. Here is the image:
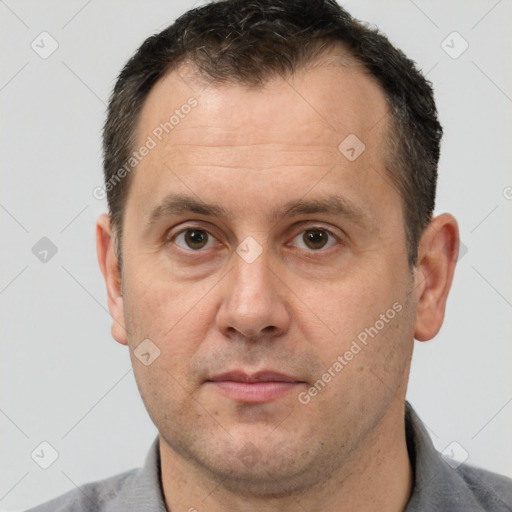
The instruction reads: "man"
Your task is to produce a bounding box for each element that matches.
[26,0,512,510]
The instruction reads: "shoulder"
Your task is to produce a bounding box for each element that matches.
[456,463,512,511]
[24,435,164,512]
[23,468,138,512]
[405,402,512,511]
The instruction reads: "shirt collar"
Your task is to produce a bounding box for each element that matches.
[106,435,167,512]
[404,401,489,511]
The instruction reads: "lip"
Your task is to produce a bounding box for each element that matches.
[206,370,305,403]
[208,370,302,383]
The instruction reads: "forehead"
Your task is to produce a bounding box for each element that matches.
[127,48,395,225]
[137,50,389,150]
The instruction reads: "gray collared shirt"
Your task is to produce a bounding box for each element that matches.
[25,402,512,511]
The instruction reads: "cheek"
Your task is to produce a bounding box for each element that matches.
[302,298,414,427]
[130,357,198,433]
[122,266,220,386]
[123,275,214,418]
[297,264,413,386]
[295,272,394,349]
[123,262,205,338]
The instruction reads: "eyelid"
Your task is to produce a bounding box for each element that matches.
[166,221,219,241]
[286,217,345,239]
[165,221,345,251]
[168,223,339,236]
[287,224,342,250]
[166,223,222,251]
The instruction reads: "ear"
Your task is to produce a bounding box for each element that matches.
[96,213,128,345]
[413,213,459,341]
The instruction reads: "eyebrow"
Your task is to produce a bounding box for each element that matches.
[145,193,372,229]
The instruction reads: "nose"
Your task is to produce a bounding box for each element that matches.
[216,243,291,341]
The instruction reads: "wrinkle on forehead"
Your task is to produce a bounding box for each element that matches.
[158,143,343,171]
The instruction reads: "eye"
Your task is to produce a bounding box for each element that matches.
[170,226,340,253]
[291,228,339,251]
[173,229,216,250]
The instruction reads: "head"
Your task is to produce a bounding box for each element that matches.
[97,0,459,499]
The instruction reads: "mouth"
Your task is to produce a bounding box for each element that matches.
[205,370,306,403]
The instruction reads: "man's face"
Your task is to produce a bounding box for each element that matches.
[113,52,419,493]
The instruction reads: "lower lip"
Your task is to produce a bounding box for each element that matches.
[207,381,301,403]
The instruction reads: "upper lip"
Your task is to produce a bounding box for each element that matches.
[207,370,303,383]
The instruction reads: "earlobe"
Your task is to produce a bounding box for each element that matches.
[96,214,128,345]
[413,213,459,342]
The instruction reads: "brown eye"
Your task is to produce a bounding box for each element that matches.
[291,228,338,251]
[303,229,329,250]
[175,229,212,250]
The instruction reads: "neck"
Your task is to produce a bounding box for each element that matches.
[159,400,413,512]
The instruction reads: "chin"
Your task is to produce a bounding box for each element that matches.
[206,458,318,499]
[194,435,335,499]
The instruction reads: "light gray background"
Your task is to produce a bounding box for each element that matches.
[1,0,511,510]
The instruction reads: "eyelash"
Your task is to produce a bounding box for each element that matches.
[167,225,342,254]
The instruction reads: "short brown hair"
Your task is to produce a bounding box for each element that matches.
[103,0,442,267]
